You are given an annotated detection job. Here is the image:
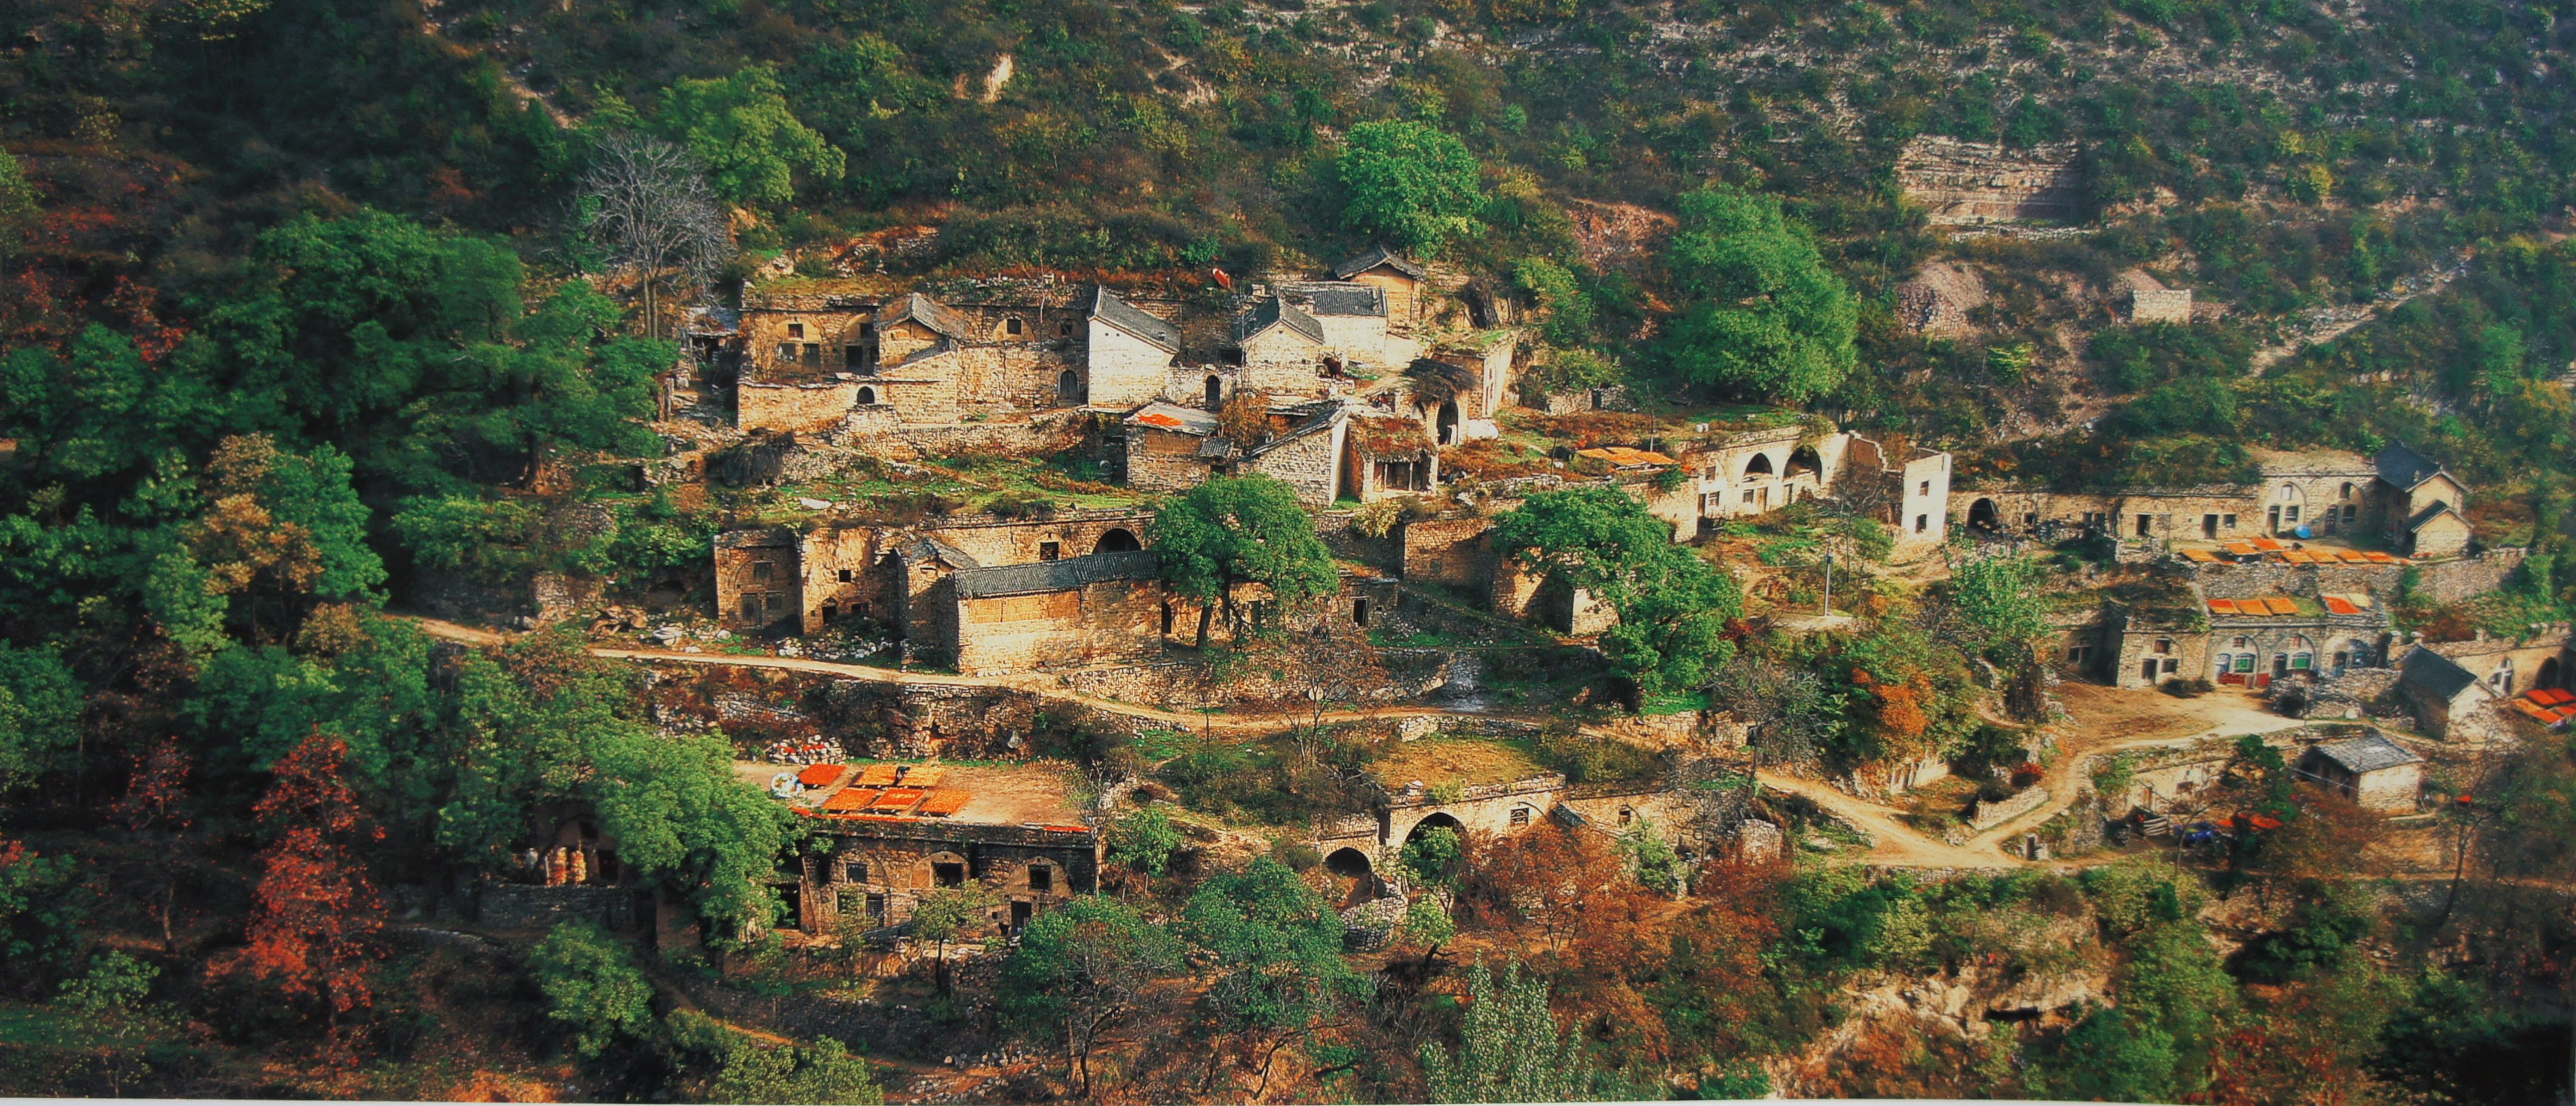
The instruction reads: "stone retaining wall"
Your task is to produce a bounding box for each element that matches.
[476,883,644,931]
[1968,785,2051,830]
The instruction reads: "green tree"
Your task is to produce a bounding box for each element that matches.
[1620,818,1685,896]
[1106,806,1183,878]
[677,1011,883,1106]
[0,149,35,250]
[2049,1005,2181,1103]
[1490,487,1743,693]
[1179,857,1369,1098]
[1420,961,1632,1102]
[57,951,173,1097]
[530,921,657,1058]
[1662,188,1858,404]
[650,65,846,207]
[1397,894,1455,971]
[0,643,82,791]
[1513,257,1596,347]
[1399,824,1464,890]
[999,896,1185,1097]
[1336,121,1487,255]
[1945,554,2051,665]
[908,884,994,997]
[1150,475,1339,647]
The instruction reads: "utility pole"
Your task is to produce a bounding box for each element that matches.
[1822,552,1833,617]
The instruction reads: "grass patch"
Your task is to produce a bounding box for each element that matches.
[1640,689,1711,716]
[1373,736,1551,788]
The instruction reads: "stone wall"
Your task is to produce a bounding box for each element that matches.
[1250,422,1345,506]
[1896,136,2084,224]
[834,407,1093,462]
[717,528,800,633]
[1085,317,1177,407]
[799,826,1097,934]
[1968,785,2050,830]
[741,378,867,434]
[1402,515,1494,588]
[952,576,1164,676]
[476,883,644,931]
[2131,288,2194,323]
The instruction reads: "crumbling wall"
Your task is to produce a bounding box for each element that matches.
[952,577,1164,676]
[1896,137,2084,224]
[741,378,865,434]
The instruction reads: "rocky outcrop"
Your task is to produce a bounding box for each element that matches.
[1897,138,2084,224]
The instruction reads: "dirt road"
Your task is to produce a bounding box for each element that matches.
[1754,772,2018,869]
[1963,683,2314,856]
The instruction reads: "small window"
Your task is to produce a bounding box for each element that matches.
[839,569,855,582]
[2162,658,2179,674]
[1005,317,1024,336]
[753,561,775,582]
[1918,481,1931,496]
[1509,806,1532,828]
[1038,541,1061,561]
[1616,807,1634,826]
[1914,514,1928,533]
[1740,490,1755,505]
[2155,638,2174,655]
[846,345,867,369]
[855,602,870,619]
[2286,505,2302,523]
[788,322,806,339]
[1028,865,1053,892]
[1058,321,1074,337]
[2233,636,2251,649]
[802,343,822,366]
[2341,482,2355,500]
[821,600,837,622]
[2223,514,2238,528]
[932,862,966,887]
[866,891,887,921]
[775,343,796,362]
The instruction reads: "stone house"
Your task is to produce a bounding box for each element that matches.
[1668,425,1951,545]
[785,764,1099,937]
[2294,732,2424,812]
[1082,287,1186,409]
[2374,444,2472,558]
[1122,397,1429,507]
[1333,245,1428,334]
[1274,282,1415,371]
[2397,645,2505,740]
[1227,295,1341,396]
[945,552,1165,676]
[2070,579,2391,690]
[2422,624,2574,699]
[714,509,1155,641]
[1953,444,2472,555]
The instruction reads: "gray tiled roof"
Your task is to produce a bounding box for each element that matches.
[1087,288,1181,352]
[897,537,981,570]
[1232,295,1325,346]
[2399,645,2480,700]
[2308,732,2424,774]
[2375,442,2446,490]
[880,293,972,340]
[1332,245,1426,281]
[952,549,1159,598]
[2405,501,2459,532]
[1280,282,1388,318]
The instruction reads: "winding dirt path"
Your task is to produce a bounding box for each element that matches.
[1752,772,2017,869]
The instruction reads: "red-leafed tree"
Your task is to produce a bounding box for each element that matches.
[112,737,194,952]
[209,729,386,1055]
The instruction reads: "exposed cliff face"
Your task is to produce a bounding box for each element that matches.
[1896,138,2087,225]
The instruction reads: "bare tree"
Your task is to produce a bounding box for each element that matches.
[576,134,736,340]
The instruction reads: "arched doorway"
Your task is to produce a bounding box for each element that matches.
[1094,527,1142,554]
[1404,811,1464,845]
[856,386,878,405]
[1742,452,1775,481]
[1969,498,2000,530]
[1323,848,1373,878]
[1205,375,1223,408]
[1057,369,1083,404]
[1436,400,1461,445]
[2539,656,2563,689]
[1785,445,1822,479]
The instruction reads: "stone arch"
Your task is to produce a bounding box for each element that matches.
[2539,655,2563,690]
[1206,374,1223,409]
[1400,811,1465,847]
[1323,847,1373,878]
[1437,400,1461,445]
[1968,497,2001,529]
[1785,445,1823,479]
[1058,369,1083,403]
[856,386,878,405]
[2274,482,2307,506]
[1741,452,1776,481]
[1094,527,1142,554]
